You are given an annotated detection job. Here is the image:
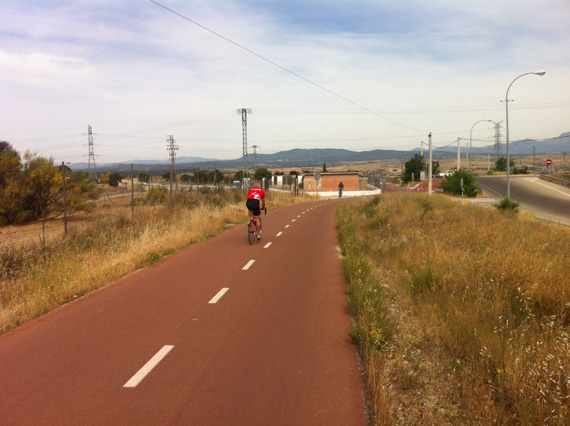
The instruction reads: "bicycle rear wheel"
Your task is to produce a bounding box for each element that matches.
[247,220,256,245]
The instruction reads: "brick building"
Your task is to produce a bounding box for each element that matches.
[303,172,360,192]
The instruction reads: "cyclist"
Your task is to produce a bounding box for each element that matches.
[246,183,266,240]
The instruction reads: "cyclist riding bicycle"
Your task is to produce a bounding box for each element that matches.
[246,183,266,240]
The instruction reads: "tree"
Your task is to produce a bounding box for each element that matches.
[0,141,15,154]
[432,160,441,176]
[108,172,123,187]
[402,154,426,183]
[0,151,64,225]
[194,169,210,184]
[138,172,150,183]
[99,172,109,185]
[440,169,480,197]
[233,170,247,181]
[0,149,26,225]
[21,151,63,221]
[58,164,72,177]
[0,148,22,188]
[66,171,99,213]
[322,163,328,172]
[180,174,192,184]
[253,167,272,180]
[212,169,225,185]
[161,171,172,181]
[495,157,515,172]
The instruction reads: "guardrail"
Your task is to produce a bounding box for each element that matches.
[539,174,570,188]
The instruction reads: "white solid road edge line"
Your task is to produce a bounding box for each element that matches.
[123,345,174,388]
[209,288,229,304]
[242,259,256,270]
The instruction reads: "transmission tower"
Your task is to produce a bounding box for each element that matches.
[87,125,97,176]
[252,145,258,169]
[166,135,179,192]
[492,121,503,158]
[237,108,252,183]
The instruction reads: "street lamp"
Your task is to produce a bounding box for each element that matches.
[469,119,492,171]
[504,70,546,199]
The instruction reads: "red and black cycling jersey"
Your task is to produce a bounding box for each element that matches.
[247,187,265,201]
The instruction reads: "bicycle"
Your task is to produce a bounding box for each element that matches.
[247,207,267,245]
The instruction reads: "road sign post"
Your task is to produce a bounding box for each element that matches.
[546,159,553,173]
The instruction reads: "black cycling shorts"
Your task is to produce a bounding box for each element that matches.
[246,199,261,216]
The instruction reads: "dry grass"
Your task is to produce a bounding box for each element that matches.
[0,189,314,333]
[338,193,570,425]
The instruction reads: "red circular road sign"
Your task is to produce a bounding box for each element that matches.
[546,159,552,166]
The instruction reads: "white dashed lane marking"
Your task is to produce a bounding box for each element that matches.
[209,288,229,304]
[264,242,272,249]
[123,345,174,388]
[242,260,256,270]
[276,232,283,237]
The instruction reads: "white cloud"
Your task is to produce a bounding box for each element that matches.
[1,0,569,164]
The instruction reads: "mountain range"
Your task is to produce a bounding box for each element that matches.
[72,132,569,173]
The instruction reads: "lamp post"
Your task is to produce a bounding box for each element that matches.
[469,119,492,171]
[504,70,546,199]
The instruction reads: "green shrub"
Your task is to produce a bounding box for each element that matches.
[494,197,520,213]
[440,169,480,197]
[146,187,168,204]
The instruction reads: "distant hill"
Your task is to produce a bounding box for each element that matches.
[75,147,456,173]
[72,133,568,173]
[71,156,215,171]
[433,133,570,156]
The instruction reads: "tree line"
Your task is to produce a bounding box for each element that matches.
[108,168,276,187]
[0,142,99,226]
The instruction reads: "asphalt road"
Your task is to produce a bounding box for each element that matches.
[0,200,367,425]
[476,175,570,222]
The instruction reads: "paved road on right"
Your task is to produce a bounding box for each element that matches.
[476,175,570,223]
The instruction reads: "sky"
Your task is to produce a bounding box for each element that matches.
[1,0,569,166]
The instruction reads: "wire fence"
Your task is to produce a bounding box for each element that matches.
[0,177,260,258]
[0,220,66,252]
[0,173,371,258]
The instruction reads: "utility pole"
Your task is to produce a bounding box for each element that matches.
[533,146,536,170]
[428,132,433,196]
[237,108,252,187]
[166,135,179,200]
[252,145,258,170]
[487,153,491,171]
[421,140,424,157]
[563,151,567,166]
[457,137,461,170]
[87,125,97,179]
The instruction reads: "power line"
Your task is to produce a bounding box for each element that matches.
[149,0,424,135]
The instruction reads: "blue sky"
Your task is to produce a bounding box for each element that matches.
[1,0,569,165]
